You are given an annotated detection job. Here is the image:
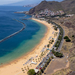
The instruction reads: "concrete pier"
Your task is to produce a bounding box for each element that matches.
[0,19,26,43]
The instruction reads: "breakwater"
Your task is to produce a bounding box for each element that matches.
[0,19,26,43]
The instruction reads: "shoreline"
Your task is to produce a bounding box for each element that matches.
[0,19,48,67]
[0,18,58,75]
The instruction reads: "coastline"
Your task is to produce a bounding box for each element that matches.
[0,18,59,75]
[0,18,48,67]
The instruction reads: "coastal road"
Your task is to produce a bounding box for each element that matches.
[57,25,65,52]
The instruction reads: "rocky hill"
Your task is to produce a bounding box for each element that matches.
[29,0,75,14]
[61,0,75,14]
[29,1,63,14]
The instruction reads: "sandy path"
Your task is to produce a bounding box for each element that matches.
[43,54,69,75]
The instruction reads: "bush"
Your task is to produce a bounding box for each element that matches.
[52,50,63,58]
[72,35,74,37]
[54,27,57,31]
[52,49,55,54]
[38,71,42,75]
[64,36,69,39]
[64,36,71,42]
[58,35,62,40]
[55,43,59,47]
[47,44,50,48]
[48,20,51,24]
[46,58,50,64]
[57,41,60,43]
[27,69,35,75]
[53,26,57,31]
[54,52,63,58]
[52,39,54,42]
[56,47,58,50]
[66,39,71,42]
[41,69,44,73]
[45,63,47,67]
[51,56,54,59]
[60,32,63,35]
[55,41,60,47]
[43,66,45,70]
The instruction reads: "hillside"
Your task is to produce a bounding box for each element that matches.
[61,0,75,14]
[29,0,75,14]
[51,15,75,75]
[29,1,63,14]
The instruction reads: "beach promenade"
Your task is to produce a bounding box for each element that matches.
[0,18,59,75]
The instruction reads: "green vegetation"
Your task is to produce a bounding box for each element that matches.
[51,15,75,75]
[55,43,59,47]
[53,26,57,31]
[36,57,51,75]
[66,39,71,42]
[48,20,51,24]
[64,36,69,39]
[47,39,54,48]
[27,69,35,75]
[64,36,71,42]
[55,40,60,48]
[72,35,74,37]
[58,35,62,41]
[28,21,64,75]
[53,23,63,49]
[52,49,63,58]
[50,39,54,44]
[47,44,50,48]
[50,22,64,57]
[51,56,54,59]
[52,39,54,42]
[41,69,44,73]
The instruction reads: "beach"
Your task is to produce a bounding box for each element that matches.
[0,18,59,75]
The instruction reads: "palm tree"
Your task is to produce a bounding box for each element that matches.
[21,68,23,70]
[38,58,39,62]
[22,69,25,73]
[27,69,35,75]
[28,67,29,70]
[27,66,29,71]
[36,59,37,62]
[24,67,26,70]
[30,64,32,67]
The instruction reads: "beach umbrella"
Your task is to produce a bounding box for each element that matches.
[36,67,38,69]
[47,48,50,50]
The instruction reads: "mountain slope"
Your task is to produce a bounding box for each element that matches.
[29,1,63,14]
[29,0,75,14]
[61,0,75,14]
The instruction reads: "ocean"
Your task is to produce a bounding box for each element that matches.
[0,6,47,65]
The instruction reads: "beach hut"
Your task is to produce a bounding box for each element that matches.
[31,61,37,65]
[36,55,38,57]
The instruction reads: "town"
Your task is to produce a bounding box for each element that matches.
[32,9,65,18]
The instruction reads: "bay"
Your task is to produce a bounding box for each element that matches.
[0,6,47,65]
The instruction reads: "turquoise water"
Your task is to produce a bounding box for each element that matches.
[0,6,47,65]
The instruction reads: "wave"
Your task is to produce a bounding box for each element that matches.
[0,19,26,43]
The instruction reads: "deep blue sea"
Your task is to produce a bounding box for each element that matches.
[0,6,47,65]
